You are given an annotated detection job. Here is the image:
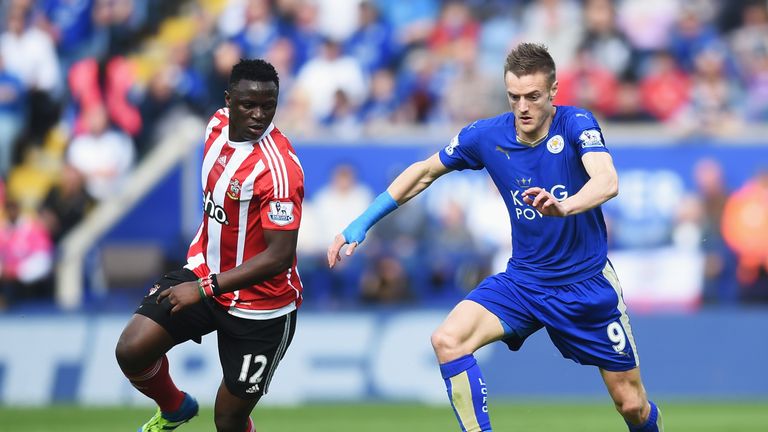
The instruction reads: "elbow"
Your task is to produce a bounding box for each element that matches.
[270,251,295,275]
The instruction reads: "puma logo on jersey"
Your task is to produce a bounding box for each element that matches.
[575,113,589,118]
[204,190,229,225]
[495,145,510,159]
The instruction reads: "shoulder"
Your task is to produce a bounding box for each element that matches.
[558,106,601,131]
[458,113,513,142]
[206,108,229,131]
[261,126,304,185]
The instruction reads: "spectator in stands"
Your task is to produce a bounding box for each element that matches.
[730,1,768,121]
[283,0,324,72]
[580,0,634,79]
[555,45,619,117]
[424,199,482,299]
[374,0,438,49]
[315,0,364,43]
[344,1,399,77]
[672,43,745,137]
[721,169,768,303]
[39,163,93,244]
[228,0,282,60]
[310,163,373,303]
[294,37,367,121]
[0,54,25,177]
[668,4,723,73]
[0,197,54,309]
[428,1,479,61]
[204,40,243,116]
[1,4,62,153]
[66,105,135,201]
[358,68,401,131]
[68,57,142,138]
[639,50,691,122]
[441,37,499,123]
[37,0,106,68]
[617,0,678,62]
[518,0,582,66]
[359,254,412,304]
[692,158,739,304]
[322,89,362,139]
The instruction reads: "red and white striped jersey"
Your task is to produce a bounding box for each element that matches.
[185,108,304,319]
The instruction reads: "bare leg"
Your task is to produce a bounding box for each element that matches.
[214,379,259,432]
[601,367,663,431]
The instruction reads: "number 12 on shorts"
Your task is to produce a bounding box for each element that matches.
[239,354,268,385]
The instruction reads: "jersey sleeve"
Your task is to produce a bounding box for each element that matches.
[255,164,304,231]
[567,109,610,157]
[438,121,484,171]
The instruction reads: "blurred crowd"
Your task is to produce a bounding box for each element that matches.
[296,159,768,310]
[0,0,766,310]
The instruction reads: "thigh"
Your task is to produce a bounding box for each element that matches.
[216,310,297,401]
[541,264,640,371]
[134,268,217,344]
[465,272,543,352]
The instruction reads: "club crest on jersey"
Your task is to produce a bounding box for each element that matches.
[268,201,294,226]
[227,179,242,200]
[546,135,564,154]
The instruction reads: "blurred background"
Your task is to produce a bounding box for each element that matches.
[0,0,767,412]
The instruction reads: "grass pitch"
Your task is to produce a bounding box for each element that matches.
[1,401,766,431]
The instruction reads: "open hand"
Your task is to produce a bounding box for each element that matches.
[327,233,358,268]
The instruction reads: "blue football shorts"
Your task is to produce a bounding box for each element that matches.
[466,262,640,371]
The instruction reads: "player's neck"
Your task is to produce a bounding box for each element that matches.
[516,107,556,147]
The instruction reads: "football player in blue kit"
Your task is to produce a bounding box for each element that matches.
[327,43,663,431]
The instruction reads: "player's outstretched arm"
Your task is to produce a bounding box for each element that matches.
[525,152,618,217]
[327,153,451,268]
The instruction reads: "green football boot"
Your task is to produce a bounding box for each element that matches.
[138,393,199,431]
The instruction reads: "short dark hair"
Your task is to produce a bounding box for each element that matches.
[504,43,556,86]
[229,59,279,90]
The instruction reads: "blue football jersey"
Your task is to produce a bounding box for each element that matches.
[438,106,610,286]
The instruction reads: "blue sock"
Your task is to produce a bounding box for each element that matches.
[439,354,491,432]
[626,400,662,432]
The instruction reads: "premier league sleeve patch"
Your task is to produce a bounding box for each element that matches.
[579,129,604,148]
[268,201,295,226]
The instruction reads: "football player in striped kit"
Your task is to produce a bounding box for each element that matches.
[116,59,304,432]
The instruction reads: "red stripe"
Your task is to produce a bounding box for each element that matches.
[219,150,261,272]
[204,111,228,154]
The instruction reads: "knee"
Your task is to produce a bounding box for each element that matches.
[115,332,145,372]
[214,411,249,432]
[430,328,464,360]
[614,395,647,425]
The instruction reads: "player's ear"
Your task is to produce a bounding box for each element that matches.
[549,80,558,101]
[224,90,231,108]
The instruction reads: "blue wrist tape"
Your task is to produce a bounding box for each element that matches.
[342,191,398,244]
